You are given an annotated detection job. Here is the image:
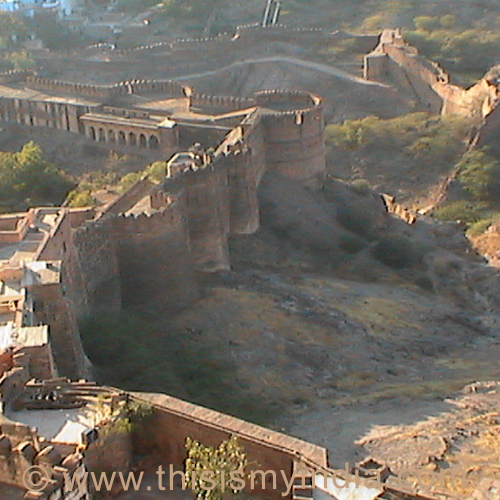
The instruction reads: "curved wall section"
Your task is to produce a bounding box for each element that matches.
[255,91,326,186]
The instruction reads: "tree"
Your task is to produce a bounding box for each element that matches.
[185,436,248,500]
[0,142,74,212]
[458,149,500,201]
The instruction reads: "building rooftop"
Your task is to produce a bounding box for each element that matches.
[5,407,94,445]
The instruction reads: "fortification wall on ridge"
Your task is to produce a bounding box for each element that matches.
[363,28,500,122]
[364,30,446,113]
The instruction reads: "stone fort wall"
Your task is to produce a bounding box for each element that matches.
[256,90,326,186]
[112,204,199,311]
[363,29,447,113]
[26,75,188,99]
[363,29,500,151]
[363,28,500,125]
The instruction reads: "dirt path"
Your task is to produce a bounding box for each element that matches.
[174,56,387,87]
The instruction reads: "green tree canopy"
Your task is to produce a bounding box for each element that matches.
[0,142,74,212]
[185,436,248,500]
[457,148,500,202]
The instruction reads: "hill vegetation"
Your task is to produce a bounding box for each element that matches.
[0,142,74,213]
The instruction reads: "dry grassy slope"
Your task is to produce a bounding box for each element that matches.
[156,175,500,464]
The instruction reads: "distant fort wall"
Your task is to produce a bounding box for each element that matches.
[363,28,500,123]
[364,29,446,113]
[26,76,188,99]
[363,28,500,152]
[0,70,35,84]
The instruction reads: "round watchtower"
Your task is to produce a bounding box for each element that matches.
[255,90,326,186]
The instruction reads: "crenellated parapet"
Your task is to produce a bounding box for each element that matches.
[255,90,326,186]
[189,93,256,112]
[0,69,35,85]
[118,32,234,55]
[25,76,188,99]
[236,24,323,34]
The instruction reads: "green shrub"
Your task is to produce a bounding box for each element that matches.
[457,149,500,202]
[467,218,494,237]
[432,200,488,223]
[67,190,94,208]
[337,204,374,238]
[118,172,142,193]
[350,179,371,196]
[0,142,74,212]
[372,234,423,269]
[414,15,441,32]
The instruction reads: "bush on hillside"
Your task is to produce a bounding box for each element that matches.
[457,149,500,202]
[372,234,423,269]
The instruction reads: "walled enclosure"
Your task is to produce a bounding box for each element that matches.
[0,72,327,372]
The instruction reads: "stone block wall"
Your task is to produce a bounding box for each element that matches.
[162,165,231,272]
[256,91,326,186]
[130,392,328,500]
[112,203,199,311]
[0,70,34,84]
[0,432,90,500]
[71,216,121,315]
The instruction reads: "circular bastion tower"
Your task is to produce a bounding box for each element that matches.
[255,90,326,187]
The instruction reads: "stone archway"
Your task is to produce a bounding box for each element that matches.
[129,132,137,147]
[139,134,147,149]
[89,126,96,140]
[118,131,126,145]
[108,130,116,144]
[150,135,159,150]
[98,128,106,142]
